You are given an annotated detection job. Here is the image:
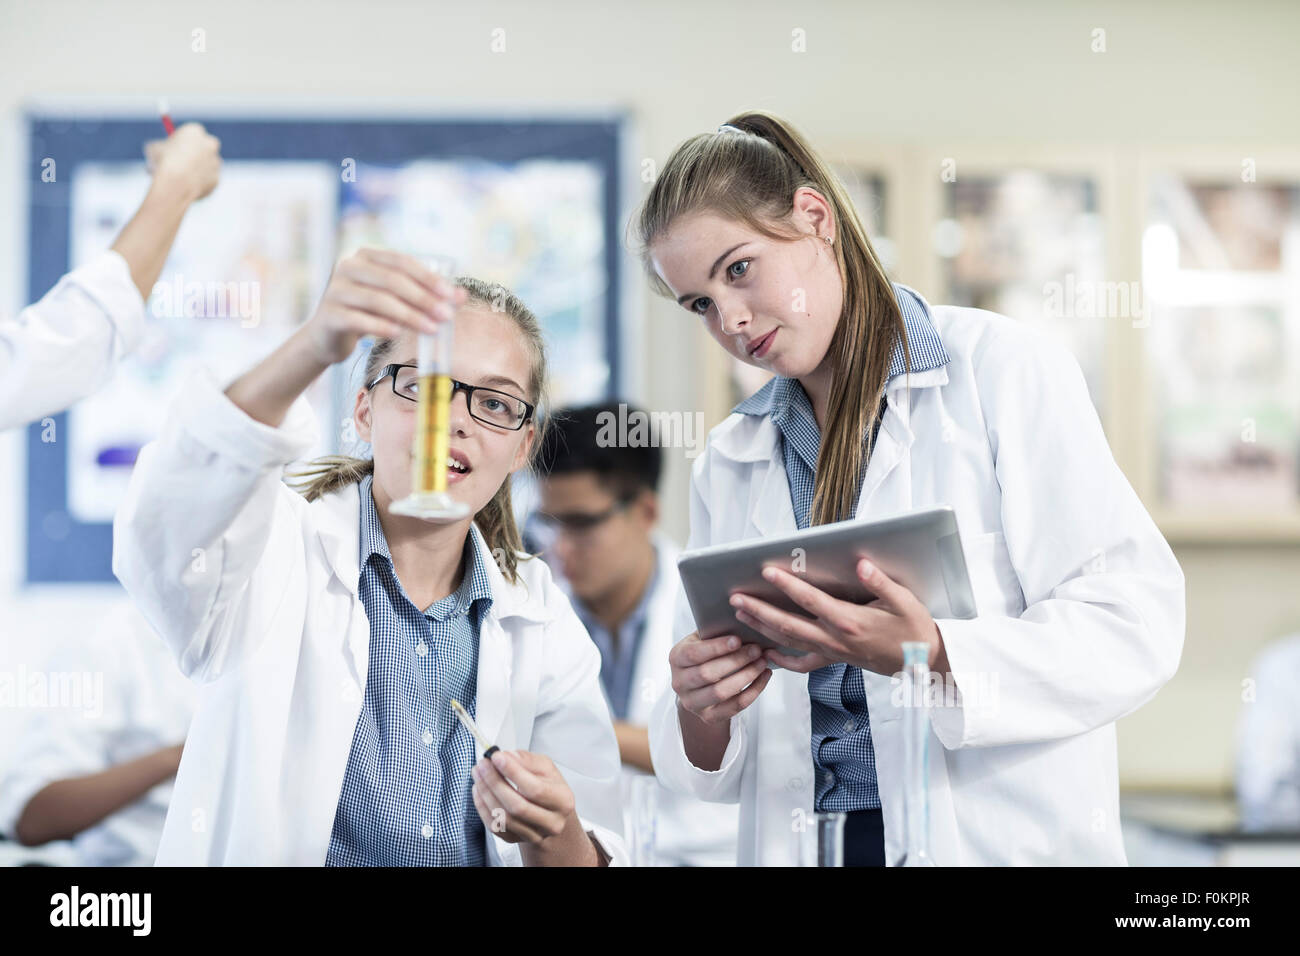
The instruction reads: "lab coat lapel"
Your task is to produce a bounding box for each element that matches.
[309,484,370,694]
[740,418,797,539]
[630,532,680,726]
[852,365,948,521]
[474,615,513,748]
[467,525,518,749]
[722,369,949,539]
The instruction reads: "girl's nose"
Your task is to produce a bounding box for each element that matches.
[448,382,475,435]
[718,301,751,337]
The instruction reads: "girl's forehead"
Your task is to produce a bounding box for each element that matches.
[663,210,749,247]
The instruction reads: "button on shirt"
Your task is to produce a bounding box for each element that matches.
[569,548,661,722]
[325,473,493,866]
[732,282,950,812]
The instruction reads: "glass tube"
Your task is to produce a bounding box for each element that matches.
[797,810,846,867]
[899,640,937,866]
[390,257,470,522]
[629,774,657,867]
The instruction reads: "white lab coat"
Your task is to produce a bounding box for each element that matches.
[596,531,740,866]
[112,365,628,866]
[649,300,1186,866]
[1,250,144,430]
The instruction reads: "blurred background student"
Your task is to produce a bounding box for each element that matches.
[532,403,738,866]
[0,603,194,866]
[0,123,221,430]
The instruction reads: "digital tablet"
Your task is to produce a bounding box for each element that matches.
[676,505,978,654]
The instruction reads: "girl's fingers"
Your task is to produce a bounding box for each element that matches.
[475,759,566,839]
[764,566,850,628]
[702,666,773,721]
[339,258,454,319]
[358,248,457,299]
[488,749,548,806]
[336,306,402,343]
[765,647,829,673]
[673,633,744,668]
[680,656,770,713]
[487,751,562,812]
[470,781,500,835]
[855,559,912,612]
[679,643,764,692]
[472,779,546,844]
[733,605,827,655]
[335,281,436,332]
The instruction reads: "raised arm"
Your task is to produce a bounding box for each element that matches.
[112,249,462,680]
[112,122,222,301]
[0,124,221,429]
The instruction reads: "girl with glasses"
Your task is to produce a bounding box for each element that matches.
[113,247,625,866]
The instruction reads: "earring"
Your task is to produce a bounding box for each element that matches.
[822,235,832,243]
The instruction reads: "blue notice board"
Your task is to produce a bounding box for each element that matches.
[24,114,624,583]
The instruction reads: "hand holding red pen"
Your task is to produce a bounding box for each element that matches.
[471,749,607,866]
[143,122,222,202]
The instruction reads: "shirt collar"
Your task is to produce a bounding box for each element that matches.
[359,472,495,620]
[733,281,950,419]
[358,471,393,568]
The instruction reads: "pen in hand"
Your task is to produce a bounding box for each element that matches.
[450,698,499,759]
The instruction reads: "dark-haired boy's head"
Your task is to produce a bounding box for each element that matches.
[534,403,662,603]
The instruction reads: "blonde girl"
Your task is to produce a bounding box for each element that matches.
[114,249,626,865]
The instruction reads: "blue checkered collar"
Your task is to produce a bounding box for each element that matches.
[307,470,553,625]
[733,281,950,420]
[358,472,495,619]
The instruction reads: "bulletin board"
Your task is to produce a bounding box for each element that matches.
[24,113,625,583]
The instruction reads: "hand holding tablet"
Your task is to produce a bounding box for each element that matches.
[676,505,978,674]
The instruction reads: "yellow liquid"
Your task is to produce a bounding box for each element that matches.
[412,373,452,494]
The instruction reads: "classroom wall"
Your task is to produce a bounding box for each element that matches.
[2,0,1298,792]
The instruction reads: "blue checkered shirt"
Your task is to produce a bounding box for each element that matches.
[325,472,493,866]
[732,282,950,812]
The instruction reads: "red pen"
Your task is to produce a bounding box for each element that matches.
[158,99,175,136]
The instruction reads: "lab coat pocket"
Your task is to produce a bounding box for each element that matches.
[864,670,904,724]
[962,530,1025,618]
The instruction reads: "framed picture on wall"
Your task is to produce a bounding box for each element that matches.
[1142,171,1300,525]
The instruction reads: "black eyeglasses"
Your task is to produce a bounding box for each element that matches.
[530,496,636,536]
[366,364,535,431]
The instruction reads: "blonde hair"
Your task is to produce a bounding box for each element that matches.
[287,276,549,584]
[632,110,911,526]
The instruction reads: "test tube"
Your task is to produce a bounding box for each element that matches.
[629,774,657,867]
[899,640,937,867]
[389,257,471,523]
[797,810,846,866]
